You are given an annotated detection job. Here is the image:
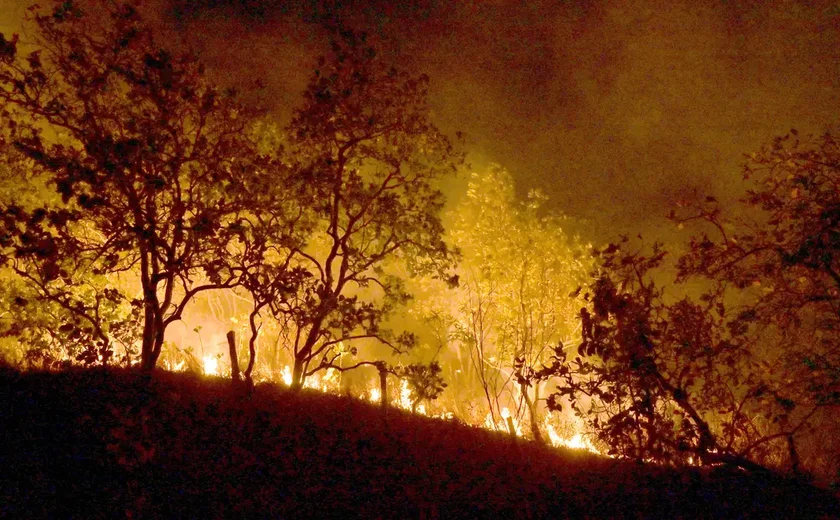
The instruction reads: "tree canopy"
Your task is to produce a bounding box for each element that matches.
[239,30,463,389]
[0,2,462,387]
[421,166,591,439]
[2,0,840,488]
[0,1,271,370]
[537,129,840,480]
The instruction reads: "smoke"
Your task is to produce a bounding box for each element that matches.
[165,0,840,242]
[4,0,839,242]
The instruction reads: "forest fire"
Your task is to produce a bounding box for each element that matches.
[158,346,603,455]
[546,427,597,453]
[2,0,840,497]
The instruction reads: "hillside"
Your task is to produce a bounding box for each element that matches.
[0,366,837,519]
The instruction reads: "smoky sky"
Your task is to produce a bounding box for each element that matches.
[4,0,840,243]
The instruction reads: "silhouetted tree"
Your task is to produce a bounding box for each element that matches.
[392,360,448,412]
[670,128,840,476]
[246,31,463,389]
[0,1,267,370]
[541,241,766,467]
[542,127,840,477]
[673,129,840,410]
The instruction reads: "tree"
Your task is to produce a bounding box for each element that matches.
[670,128,840,477]
[673,129,840,408]
[392,361,447,412]
[542,128,840,479]
[540,240,776,468]
[0,132,142,367]
[444,167,591,442]
[0,1,266,370]
[245,31,463,389]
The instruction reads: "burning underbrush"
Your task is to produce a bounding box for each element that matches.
[161,350,602,456]
[1,364,837,518]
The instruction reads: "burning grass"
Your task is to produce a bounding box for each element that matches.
[0,365,837,518]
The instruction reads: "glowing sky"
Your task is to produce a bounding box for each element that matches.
[4,0,840,242]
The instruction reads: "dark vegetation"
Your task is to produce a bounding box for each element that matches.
[531,131,840,483]
[0,0,460,388]
[1,365,837,519]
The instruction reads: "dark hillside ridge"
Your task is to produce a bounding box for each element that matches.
[0,366,837,519]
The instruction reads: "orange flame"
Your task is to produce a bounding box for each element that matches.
[203,355,219,376]
[161,360,604,457]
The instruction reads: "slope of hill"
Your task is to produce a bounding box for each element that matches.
[0,365,837,519]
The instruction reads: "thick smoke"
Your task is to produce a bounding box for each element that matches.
[4,0,839,242]
[165,0,840,243]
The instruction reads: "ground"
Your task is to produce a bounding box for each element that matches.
[0,365,837,519]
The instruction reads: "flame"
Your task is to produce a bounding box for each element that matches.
[203,355,219,376]
[163,359,185,372]
[161,358,603,458]
[281,366,292,387]
[303,368,341,393]
[546,421,563,446]
[483,407,523,436]
[544,417,599,453]
[303,373,318,390]
[323,368,339,391]
[399,379,412,410]
[556,433,595,451]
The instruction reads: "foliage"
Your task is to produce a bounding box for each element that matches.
[673,129,840,410]
[392,360,448,411]
[668,128,840,475]
[0,133,141,366]
[541,240,776,468]
[0,4,461,395]
[246,30,463,388]
[0,277,141,368]
[443,166,591,440]
[0,0,268,370]
[543,128,840,479]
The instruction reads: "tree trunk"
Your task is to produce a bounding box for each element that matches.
[523,383,544,445]
[151,323,165,369]
[244,309,260,390]
[291,358,304,390]
[788,434,801,476]
[378,366,388,410]
[140,298,156,372]
[227,331,240,382]
[140,290,165,371]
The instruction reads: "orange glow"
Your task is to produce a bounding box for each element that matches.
[160,359,603,457]
[281,366,293,387]
[484,407,523,437]
[399,379,412,410]
[164,360,186,372]
[303,368,340,393]
[544,416,600,453]
[203,355,219,376]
